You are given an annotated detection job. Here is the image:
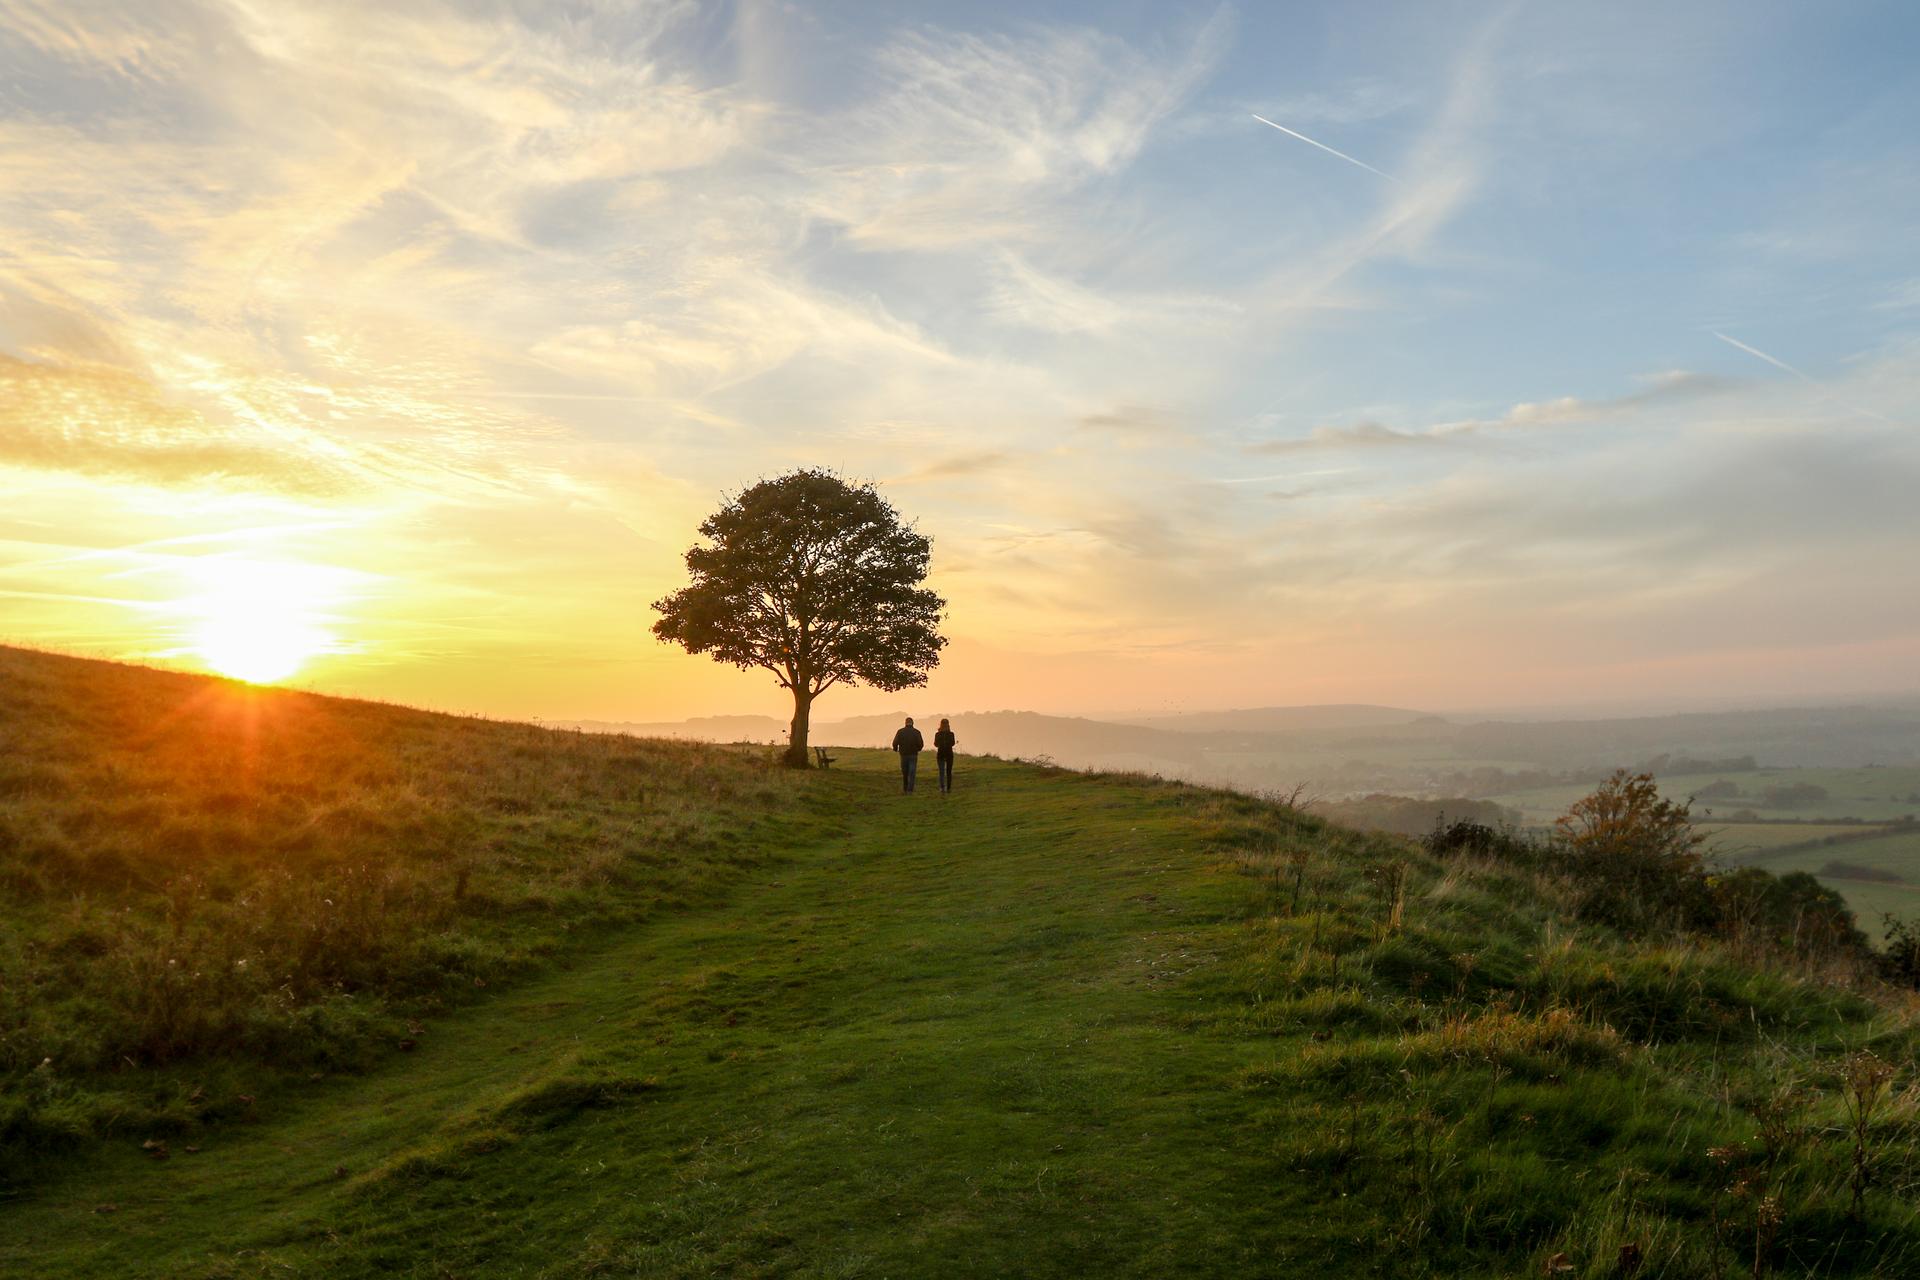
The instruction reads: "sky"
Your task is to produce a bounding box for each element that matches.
[2,0,1917,722]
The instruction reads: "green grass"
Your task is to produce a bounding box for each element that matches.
[0,646,820,1178]
[1494,769,1920,826]
[4,649,1920,1276]
[1701,823,1892,855]
[1735,830,1920,942]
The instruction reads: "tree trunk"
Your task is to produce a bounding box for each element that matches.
[785,686,813,768]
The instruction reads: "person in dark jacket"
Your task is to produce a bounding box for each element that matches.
[933,718,957,794]
[891,717,924,793]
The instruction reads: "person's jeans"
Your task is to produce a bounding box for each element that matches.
[900,752,918,792]
[937,753,954,793]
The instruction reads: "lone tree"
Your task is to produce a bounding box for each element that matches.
[652,469,946,768]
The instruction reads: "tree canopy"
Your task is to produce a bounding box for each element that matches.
[652,469,946,766]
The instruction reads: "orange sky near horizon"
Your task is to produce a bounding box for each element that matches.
[4,2,1918,725]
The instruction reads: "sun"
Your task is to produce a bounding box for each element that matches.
[183,558,339,684]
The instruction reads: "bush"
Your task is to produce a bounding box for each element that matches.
[1555,770,1712,933]
[1760,782,1830,809]
[1416,774,1875,970]
[1882,915,1920,987]
[1708,868,1867,957]
[1318,795,1519,838]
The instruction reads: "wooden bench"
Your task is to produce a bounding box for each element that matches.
[814,746,835,768]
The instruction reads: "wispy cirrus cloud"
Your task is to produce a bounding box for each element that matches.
[1251,369,1738,453]
[892,451,1015,484]
[0,355,353,494]
[800,8,1232,249]
[1248,420,1436,454]
[3,0,1916,715]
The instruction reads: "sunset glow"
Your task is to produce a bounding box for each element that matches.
[182,559,337,685]
[1,2,1916,720]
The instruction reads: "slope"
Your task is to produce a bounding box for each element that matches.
[3,652,1919,1277]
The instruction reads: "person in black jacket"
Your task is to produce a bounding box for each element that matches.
[890,717,924,793]
[933,718,957,794]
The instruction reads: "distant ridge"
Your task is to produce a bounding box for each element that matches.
[1117,704,1434,733]
[550,699,1920,785]
[556,714,786,740]
[554,709,1211,771]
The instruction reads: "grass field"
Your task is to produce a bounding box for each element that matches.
[5,648,1920,1276]
[1735,831,1920,942]
[1700,823,1893,855]
[0,646,822,1180]
[1492,768,1920,826]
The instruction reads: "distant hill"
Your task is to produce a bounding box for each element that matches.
[556,699,1920,795]
[557,714,787,741]
[558,709,1214,772]
[821,710,1205,764]
[1118,704,1435,733]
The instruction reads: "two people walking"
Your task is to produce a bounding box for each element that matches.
[890,716,957,795]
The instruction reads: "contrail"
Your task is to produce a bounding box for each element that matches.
[1712,330,1898,427]
[1251,114,1398,182]
[1712,331,1815,384]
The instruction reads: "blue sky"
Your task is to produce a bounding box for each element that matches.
[0,0,1916,718]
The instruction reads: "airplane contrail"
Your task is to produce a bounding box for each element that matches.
[1712,330,1898,427]
[1712,331,1815,383]
[1251,114,1398,182]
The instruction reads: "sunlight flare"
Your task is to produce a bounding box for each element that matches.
[182,557,340,684]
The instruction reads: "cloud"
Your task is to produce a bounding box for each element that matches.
[1875,279,1920,313]
[0,355,354,494]
[1439,369,1736,433]
[6,2,1912,713]
[1252,370,1739,453]
[799,9,1231,248]
[1076,404,1191,440]
[893,451,1013,483]
[1253,79,1419,128]
[1243,5,1523,326]
[1249,421,1436,454]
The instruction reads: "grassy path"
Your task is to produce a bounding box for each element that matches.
[3,753,1317,1277]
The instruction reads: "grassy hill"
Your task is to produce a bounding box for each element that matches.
[4,648,1920,1277]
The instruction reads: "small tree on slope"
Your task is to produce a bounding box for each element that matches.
[1555,769,1709,931]
[652,470,947,768]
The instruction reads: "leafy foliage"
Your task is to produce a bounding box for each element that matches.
[1555,769,1712,932]
[1423,782,1875,972]
[652,469,945,765]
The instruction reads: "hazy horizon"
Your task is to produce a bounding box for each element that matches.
[4,2,1917,722]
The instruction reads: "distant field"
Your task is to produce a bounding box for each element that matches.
[1488,768,1920,939]
[1699,822,1889,854]
[1491,766,1920,825]
[1731,830,1920,941]
[1743,829,1920,881]
[1815,880,1920,942]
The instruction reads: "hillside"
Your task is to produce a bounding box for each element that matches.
[4,648,1920,1277]
[1119,704,1434,733]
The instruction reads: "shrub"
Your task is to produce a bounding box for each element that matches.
[1555,770,1712,933]
[1882,915,1920,988]
[1417,775,1874,971]
[1760,782,1830,810]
